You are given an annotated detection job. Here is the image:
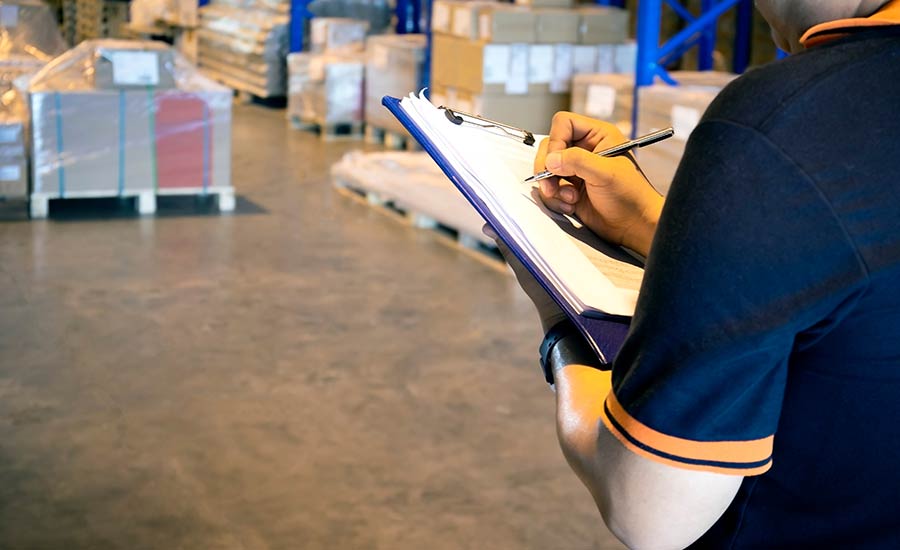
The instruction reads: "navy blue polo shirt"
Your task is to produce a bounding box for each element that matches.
[600,26,900,548]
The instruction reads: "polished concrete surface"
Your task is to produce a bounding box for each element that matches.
[0,104,625,549]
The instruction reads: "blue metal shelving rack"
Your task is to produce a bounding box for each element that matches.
[632,0,754,136]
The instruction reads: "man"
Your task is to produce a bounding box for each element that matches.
[495,1,900,547]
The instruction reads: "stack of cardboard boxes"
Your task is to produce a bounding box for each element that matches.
[363,34,426,135]
[287,18,368,127]
[0,96,27,199]
[430,0,630,133]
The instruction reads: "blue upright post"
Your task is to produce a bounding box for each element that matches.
[289,0,309,52]
[423,0,432,97]
[698,0,716,70]
[733,0,754,73]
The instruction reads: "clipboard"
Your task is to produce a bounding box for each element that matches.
[383,95,632,364]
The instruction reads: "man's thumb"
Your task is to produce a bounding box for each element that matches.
[545,148,601,180]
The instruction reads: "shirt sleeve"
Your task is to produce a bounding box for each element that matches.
[601,120,869,476]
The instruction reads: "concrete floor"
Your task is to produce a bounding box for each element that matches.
[0,104,625,550]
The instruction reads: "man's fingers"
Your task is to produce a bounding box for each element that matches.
[544,147,617,184]
[547,111,626,153]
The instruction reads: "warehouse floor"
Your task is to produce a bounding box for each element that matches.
[0,104,624,550]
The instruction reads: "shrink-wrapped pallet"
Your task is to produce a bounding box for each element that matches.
[27,40,232,205]
[364,34,425,134]
[288,51,364,125]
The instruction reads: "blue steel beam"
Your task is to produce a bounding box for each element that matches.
[289,0,313,53]
[733,0,754,73]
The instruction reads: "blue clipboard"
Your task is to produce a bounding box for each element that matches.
[383,95,631,364]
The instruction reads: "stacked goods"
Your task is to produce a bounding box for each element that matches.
[363,34,426,135]
[27,40,232,214]
[570,73,634,135]
[74,0,129,42]
[309,17,369,53]
[287,52,364,126]
[636,71,737,195]
[197,0,288,97]
[287,18,368,127]
[0,92,27,199]
[0,0,67,88]
[430,0,629,134]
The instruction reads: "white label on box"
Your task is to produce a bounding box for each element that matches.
[595,45,616,73]
[528,44,554,84]
[0,164,20,182]
[110,51,159,86]
[506,44,529,95]
[0,125,19,144]
[572,45,597,75]
[478,13,491,40]
[432,2,451,33]
[482,44,510,84]
[586,85,616,119]
[0,5,18,27]
[671,105,700,140]
[452,6,473,37]
[308,57,325,81]
[550,44,574,94]
[371,44,389,69]
[614,42,637,74]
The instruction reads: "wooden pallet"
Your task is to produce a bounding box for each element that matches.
[331,177,502,267]
[363,125,420,151]
[29,188,236,219]
[289,116,364,142]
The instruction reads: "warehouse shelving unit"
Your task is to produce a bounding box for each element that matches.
[631,0,754,136]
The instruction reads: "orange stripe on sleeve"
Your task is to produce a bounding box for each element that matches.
[604,392,774,466]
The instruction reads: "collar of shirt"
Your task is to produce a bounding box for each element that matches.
[800,0,900,48]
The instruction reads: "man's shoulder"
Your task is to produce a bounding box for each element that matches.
[704,29,900,131]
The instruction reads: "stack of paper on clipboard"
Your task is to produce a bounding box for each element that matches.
[384,92,644,362]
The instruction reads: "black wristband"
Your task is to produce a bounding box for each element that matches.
[538,320,581,385]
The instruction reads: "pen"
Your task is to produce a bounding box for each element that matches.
[523,127,675,183]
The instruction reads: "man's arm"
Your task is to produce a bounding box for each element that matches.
[551,340,743,550]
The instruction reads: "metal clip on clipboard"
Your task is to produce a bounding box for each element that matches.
[440,107,536,147]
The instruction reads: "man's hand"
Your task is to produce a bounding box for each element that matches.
[535,112,665,258]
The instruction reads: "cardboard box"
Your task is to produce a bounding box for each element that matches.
[459,88,569,134]
[535,9,580,43]
[570,73,633,135]
[310,18,369,53]
[478,5,537,43]
[431,0,461,34]
[451,1,496,40]
[514,0,574,9]
[433,35,511,95]
[364,34,426,133]
[577,6,630,45]
[30,90,231,195]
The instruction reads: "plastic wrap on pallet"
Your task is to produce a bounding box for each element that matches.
[0,0,67,89]
[364,34,425,135]
[570,73,633,136]
[636,71,736,195]
[288,51,364,125]
[331,150,492,245]
[310,17,369,53]
[197,4,288,97]
[0,88,27,198]
[27,40,232,198]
